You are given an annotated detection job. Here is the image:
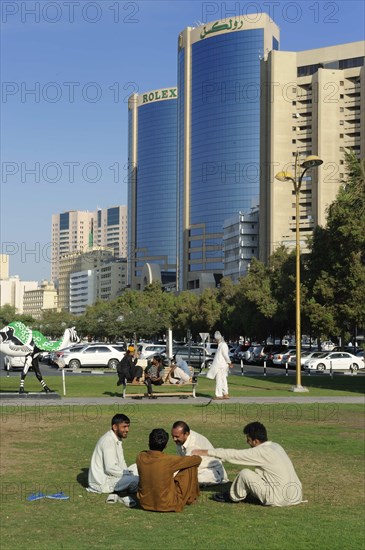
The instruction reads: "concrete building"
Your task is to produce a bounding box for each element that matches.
[23,280,58,319]
[0,254,9,280]
[52,206,127,284]
[259,41,365,263]
[69,260,128,315]
[95,260,127,302]
[177,15,279,291]
[69,270,96,315]
[0,276,38,313]
[58,248,114,311]
[128,87,178,289]
[223,209,259,282]
[92,206,127,260]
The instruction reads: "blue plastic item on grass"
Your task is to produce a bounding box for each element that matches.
[26,492,46,501]
[46,492,69,500]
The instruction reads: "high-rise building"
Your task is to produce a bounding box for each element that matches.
[58,248,114,311]
[0,254,9,280]
[52,206,127,284]
[23,281,58,319]
[259,41,365,263]
[128,88,178,289]
[223,209,259,283]
[92,206,127,260]
[177,15,279,291]
[69,260,128,315]
[0,276,38,313]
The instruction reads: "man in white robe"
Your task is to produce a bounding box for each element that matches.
[206,331,233,399]
[171,421,229,486]
[192,421,302,506]
[88,413,139,494]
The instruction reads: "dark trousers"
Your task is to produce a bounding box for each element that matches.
[144,378,163,395]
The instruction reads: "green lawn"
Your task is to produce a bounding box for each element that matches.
[1,370,364,398]
[1,403,364,550]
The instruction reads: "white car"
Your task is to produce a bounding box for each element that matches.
[54,344,126,369]
[304,352,363,372]
[137,343,166,360]
[3,355,28,371]
[288,351,327,368]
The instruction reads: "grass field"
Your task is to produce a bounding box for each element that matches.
[1,370,364,398]
[1,401,364,550]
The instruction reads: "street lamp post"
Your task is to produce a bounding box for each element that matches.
[275,153,323,392]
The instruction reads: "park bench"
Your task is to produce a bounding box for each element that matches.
[122,362,197,399]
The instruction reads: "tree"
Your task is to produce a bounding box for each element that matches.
[304,151,365,343]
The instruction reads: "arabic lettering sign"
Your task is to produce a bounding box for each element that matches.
[200,18,244,39]
[141,88,178,105]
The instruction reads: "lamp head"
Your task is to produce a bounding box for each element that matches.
[301,155,323,169]
[275,171,294,182]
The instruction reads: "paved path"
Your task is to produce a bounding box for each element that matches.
[0,393,363,405]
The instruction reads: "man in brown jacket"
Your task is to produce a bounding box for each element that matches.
[136,428,201,512]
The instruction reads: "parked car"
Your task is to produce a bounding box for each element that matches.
[288,350,323,369]
[53,344,126,369]
[3,355,28,371]
[304,352,363,372]
[251,345,280,365]
[265,345,290,367]
[170,345,214,371]
[355,349,364,367]
[232,345,251,363]
[137,343,166,360]
[272,347,296,366]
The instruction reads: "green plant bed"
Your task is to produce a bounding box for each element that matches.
[1,371,364,398]
[1,404,364,550]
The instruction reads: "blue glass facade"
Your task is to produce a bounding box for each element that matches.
[60,212,69,230]
[133,98,178,281]
[107,206,119,226]
[178,25,278,286]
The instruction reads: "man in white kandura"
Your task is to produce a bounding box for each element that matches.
[171,420,229,486]
[206,331,233,399]
[87,413,139,502]
[192,422,303,507]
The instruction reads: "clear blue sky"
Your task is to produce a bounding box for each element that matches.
[1,0,364,281]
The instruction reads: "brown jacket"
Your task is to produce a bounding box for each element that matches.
[137,450,201,512]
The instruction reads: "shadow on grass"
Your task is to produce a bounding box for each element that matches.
[103,391,125,398]
[77,468,89,488]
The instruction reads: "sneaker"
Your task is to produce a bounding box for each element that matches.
[223,395,230,399]
[19,388,27,394]
[119,496,137,508]
[46,492,69,500]
[106,493,118,504]
[43,386,55,393]
[27,492,46,501]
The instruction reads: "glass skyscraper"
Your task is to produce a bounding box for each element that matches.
[177,15,279,290]
[128,88,178,289]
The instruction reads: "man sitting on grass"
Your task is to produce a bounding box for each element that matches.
[192,421,302,507]
[171,420,229,486]
[87,413,139,502]
[137,428,201,512]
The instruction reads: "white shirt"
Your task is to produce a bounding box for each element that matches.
[208,441,302,506]
[176,430,228,483]
[88,430,130,493]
